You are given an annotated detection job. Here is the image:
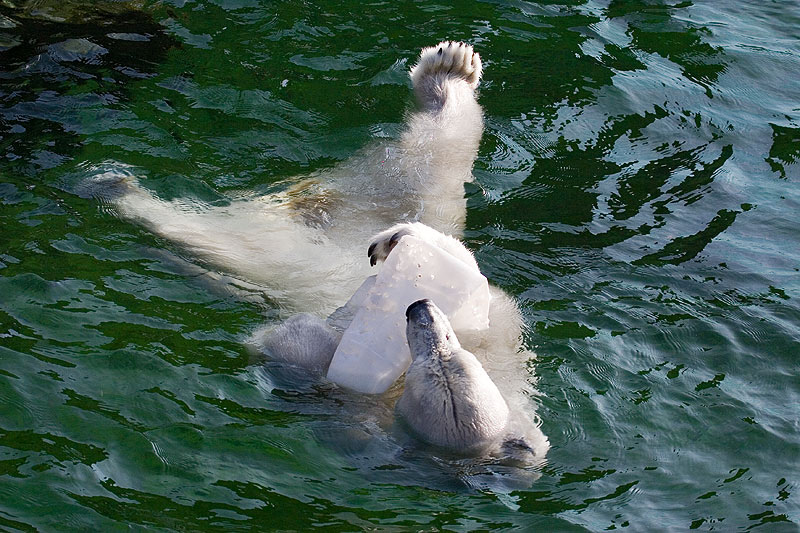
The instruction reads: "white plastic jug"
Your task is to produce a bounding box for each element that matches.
[326,234,490,394]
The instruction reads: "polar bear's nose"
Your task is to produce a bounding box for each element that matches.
[406,298,434,321]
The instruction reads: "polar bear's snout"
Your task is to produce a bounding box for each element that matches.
[405,298,434,321]
[405,299,461,361]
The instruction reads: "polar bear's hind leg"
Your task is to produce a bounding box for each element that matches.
[410,41,483,106]
[409,41,482,109]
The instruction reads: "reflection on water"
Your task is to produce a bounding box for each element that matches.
[1,0,799,531]
[0,2,177,176]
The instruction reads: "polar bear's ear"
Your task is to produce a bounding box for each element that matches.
[409,41,483,94]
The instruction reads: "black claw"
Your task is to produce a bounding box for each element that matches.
[437,48,443,55]
[370,255,377,267]
[389,232,402,245]
[367,242,377,258]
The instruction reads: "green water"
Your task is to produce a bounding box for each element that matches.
[1,0,799,530]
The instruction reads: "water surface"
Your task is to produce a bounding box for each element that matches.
[1,0,798,530]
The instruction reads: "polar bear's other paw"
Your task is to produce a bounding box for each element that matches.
[367,222,477,270]
[367,224,418,266]
[75,166,139,202]
[409,41,482,92]
[260,313,340,375]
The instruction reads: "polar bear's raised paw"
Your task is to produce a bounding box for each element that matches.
[409,41,482,92]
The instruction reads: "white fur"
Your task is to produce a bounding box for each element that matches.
[87,42,548,461]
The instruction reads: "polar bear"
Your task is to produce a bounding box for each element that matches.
[86,41,549,462]
[259,221,548,464]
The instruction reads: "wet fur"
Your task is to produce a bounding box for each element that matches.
[87,42,549,463]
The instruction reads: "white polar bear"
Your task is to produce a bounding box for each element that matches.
[88,42,549,462]
[400,297,548,465]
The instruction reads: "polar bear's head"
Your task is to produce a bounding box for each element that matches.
[399,299,510,452]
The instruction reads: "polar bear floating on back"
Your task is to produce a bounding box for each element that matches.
[88,42,548,463]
